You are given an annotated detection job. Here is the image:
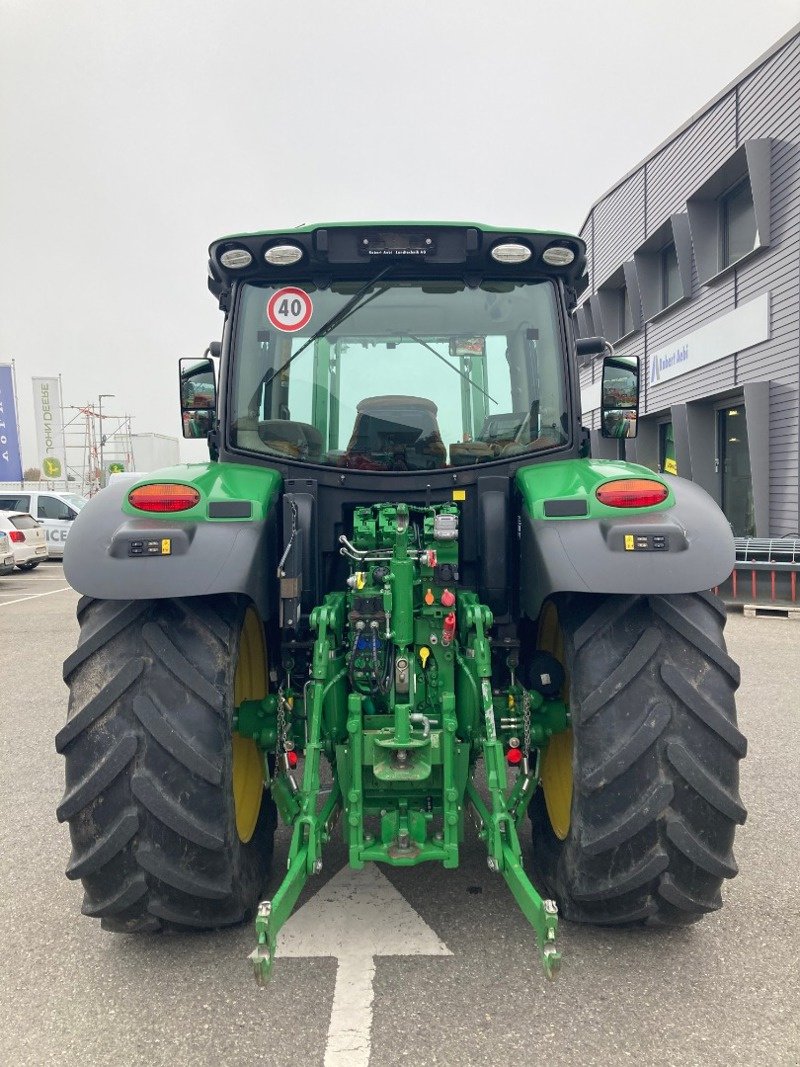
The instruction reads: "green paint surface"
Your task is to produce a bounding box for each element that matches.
[516,458,674,520]
[122,462,282,521]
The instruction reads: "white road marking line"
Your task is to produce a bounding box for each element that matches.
[0,586,72,606]
[277,863,451,1067]
[5,576,67,581]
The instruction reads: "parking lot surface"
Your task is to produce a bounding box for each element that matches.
[1,570,798,1066]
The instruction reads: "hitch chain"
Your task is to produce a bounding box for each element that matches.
[276,498,299,578]
[522,687,532,766]
[276,686,297,790]
[275,685,287,756]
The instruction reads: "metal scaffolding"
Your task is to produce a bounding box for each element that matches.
[62,404,134,495]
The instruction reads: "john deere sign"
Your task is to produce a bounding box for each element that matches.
[32,377,67,479]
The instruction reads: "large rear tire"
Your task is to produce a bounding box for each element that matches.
[57,595,276,931]
[530,592,746,926]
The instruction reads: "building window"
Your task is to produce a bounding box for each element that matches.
[720,178,756,270]
[687,141,769,284]
[660,243,681,309]
[595,264,641,344]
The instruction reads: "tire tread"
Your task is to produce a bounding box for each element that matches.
[531,591,745,928]
[58,596,275,933]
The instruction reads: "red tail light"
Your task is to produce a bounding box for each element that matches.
[128,483,201,513]
[9,530,25,543]
[596,479,669,508]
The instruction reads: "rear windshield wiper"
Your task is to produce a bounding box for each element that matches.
[403,333,497,406]
[253,267,394,407]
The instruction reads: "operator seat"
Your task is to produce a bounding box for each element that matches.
[345,396,447,470]
[257,420,323,460]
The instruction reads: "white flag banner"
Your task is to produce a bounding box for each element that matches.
[31,377,67,479]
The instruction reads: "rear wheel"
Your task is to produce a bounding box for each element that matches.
[57,595,276,931]
[530,592,746,925]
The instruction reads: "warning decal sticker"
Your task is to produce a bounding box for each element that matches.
[266,287,313,333]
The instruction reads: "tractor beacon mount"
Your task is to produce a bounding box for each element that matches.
[58,222,746,983]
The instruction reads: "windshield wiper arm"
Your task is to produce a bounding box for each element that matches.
[403,333,497,406]
[258,266,394,400]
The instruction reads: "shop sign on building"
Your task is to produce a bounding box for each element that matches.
[649,293,770,387]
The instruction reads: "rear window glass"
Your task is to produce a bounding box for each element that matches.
[11,514,39,530]
[0,496,30,511]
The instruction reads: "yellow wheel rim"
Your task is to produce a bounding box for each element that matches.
[537,601,573,840]
[232,607,267,843]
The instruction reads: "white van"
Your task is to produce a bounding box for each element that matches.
[0,490,87,558]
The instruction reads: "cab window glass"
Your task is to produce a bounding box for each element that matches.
[231,280,567,471]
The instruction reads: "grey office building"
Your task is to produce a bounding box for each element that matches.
[576,26,799,538]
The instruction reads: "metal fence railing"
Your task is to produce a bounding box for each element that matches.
[715,538,800,606]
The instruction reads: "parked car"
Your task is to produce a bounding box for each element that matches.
[0,530,14,575]
[0,490,87,559]
[0,511,48,570]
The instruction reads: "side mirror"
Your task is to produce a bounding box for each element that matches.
[601,355,639,439]
[179,357,217,439]
[59,510,75,522]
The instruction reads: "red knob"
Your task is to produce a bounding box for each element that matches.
[440,588,455,607]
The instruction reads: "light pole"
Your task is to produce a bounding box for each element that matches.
[98,394,115,487]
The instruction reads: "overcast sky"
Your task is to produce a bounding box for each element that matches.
[1,0,798,469]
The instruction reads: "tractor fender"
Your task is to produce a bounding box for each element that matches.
[63,464,281,621]
[518,465,734,620]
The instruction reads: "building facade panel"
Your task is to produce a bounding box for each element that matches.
[738,35,800,139]
[591,169,646,285]
[646,95,737,229]
[735,40,800,532]
[576,27,800,537]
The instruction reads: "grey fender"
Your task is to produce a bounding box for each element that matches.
[519,476,734,619]
[63,481,279,620]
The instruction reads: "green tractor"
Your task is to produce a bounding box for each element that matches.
[57,223,746,981]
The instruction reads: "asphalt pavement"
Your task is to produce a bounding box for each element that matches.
[1,564,798,1066]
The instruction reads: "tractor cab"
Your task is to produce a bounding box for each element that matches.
[224,273,572,473]
[195,223,590,478]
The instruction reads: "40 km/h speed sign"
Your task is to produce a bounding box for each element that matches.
[267,288,314,333]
